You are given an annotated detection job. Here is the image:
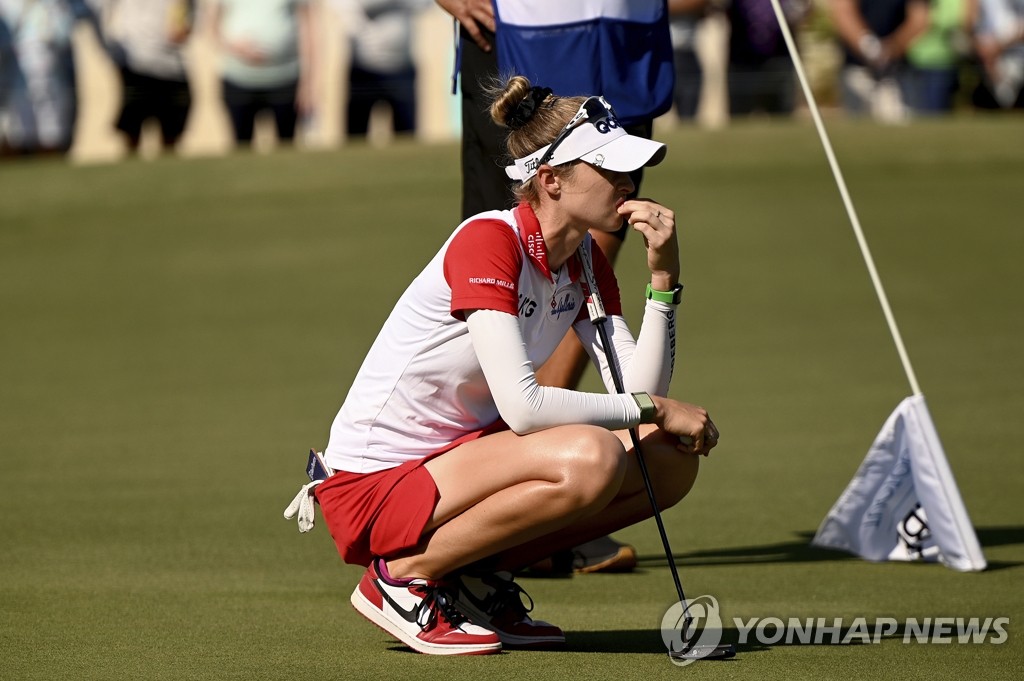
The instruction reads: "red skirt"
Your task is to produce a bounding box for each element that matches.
[315,421,509,567]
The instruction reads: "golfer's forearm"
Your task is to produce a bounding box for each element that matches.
[501,384,643,433]
[624,302,676,396]
[571,313,672,398]
[468,310,644,432]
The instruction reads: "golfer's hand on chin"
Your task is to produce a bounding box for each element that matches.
[651,395,720,457]
[618,199,680,290]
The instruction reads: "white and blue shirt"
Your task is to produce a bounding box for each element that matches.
[493,0,674,125]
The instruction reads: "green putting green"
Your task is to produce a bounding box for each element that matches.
[1,117,1021,680]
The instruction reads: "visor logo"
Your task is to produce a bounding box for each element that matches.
[593,116,620,134]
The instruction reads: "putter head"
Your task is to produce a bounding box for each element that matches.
[668,642,736,661]
[663,609,733,663]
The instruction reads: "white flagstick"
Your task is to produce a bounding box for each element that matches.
[774,4,985,572]
[767,0,921,397]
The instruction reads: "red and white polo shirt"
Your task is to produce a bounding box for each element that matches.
[325,202,623,474]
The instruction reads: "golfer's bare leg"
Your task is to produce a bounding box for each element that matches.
[384,426,697,580]
[384,425,627,580]
[492,428,699,570]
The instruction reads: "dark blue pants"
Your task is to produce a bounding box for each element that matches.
[346,64,417,137]
[221,78,298,145]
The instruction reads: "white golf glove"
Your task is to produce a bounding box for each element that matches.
[283,480,324,533]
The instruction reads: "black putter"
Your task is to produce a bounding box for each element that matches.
[576,243,735,662]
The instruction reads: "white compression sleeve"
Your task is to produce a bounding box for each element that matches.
[466,309,642,434]
[574,299,676,397]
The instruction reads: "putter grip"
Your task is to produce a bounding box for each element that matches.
[586,295,606,323]
[576,243,607,322]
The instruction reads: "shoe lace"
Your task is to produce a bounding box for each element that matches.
[414,583,469,631]
[482,576,535,617]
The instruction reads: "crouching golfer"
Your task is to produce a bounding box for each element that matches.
[315,75,720,655]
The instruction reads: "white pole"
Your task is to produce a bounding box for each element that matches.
[767,0,922,396]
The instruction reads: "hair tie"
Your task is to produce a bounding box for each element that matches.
[507,86,552,130]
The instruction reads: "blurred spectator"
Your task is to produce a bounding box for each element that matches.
[829,0,930,122]
[98,0,195,153]
[331,0,430,139]
[972,0,1024,108]
[906,0,971,113]
[208,0,318,148]
[0,0,99,156]
[669,0,708,120]
[726,0,810,117]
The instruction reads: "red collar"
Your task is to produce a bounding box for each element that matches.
[513,202,582,283]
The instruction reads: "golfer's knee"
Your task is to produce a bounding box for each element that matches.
[646,432,700,510]
[657,453,699,509]
[557,426,627,507]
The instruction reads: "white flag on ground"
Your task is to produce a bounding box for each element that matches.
[812,395,987,572]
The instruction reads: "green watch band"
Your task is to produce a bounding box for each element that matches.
[632,392,657,424]
[646,283,684,305]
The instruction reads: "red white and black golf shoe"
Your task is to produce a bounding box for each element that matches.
[350,559,502,655]
[454,571,565,649]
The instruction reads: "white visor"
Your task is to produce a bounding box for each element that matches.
[504,101,667,182]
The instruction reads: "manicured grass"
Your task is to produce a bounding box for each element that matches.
[1,117,1022,680]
